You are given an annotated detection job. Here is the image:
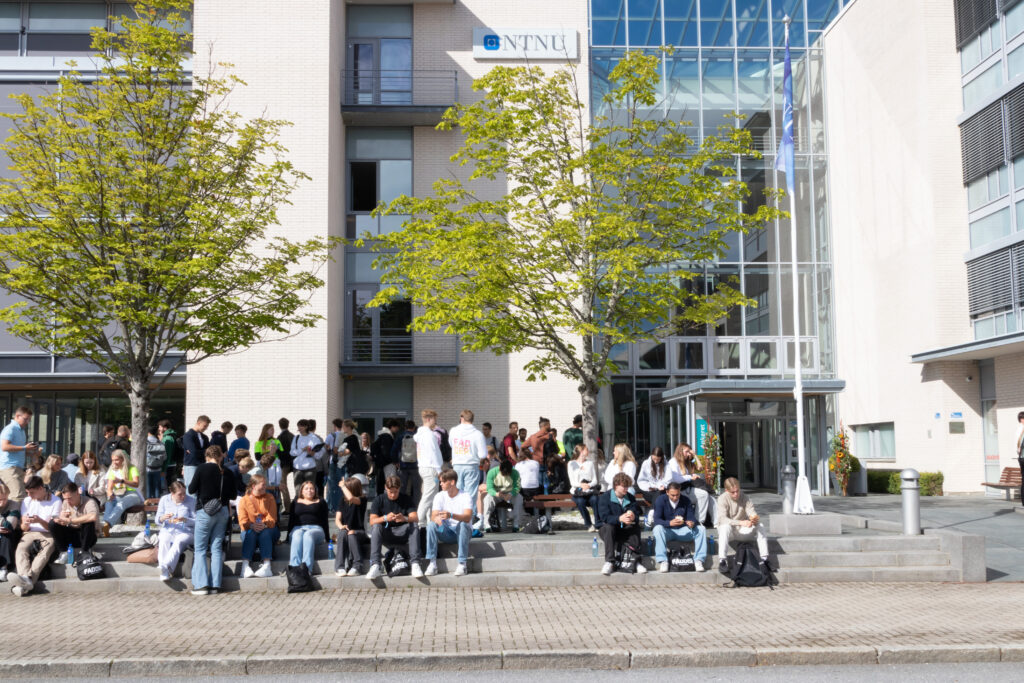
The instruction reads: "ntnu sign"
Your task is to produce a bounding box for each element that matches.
[472,28,578,60]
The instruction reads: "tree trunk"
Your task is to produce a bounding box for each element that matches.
[580,382,600,461]
[126,382,151,525]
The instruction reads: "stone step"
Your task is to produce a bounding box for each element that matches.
[774,551,950,569]
[771,535,942,553]
[775,566,961,583]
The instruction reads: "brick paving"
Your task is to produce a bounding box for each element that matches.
[4,583,1024,661]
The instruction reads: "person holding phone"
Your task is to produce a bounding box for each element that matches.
[102,450,143,532]
[8,475,61,596]
[156,481,196,582]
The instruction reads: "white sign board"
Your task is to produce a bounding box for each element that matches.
[472,28,578,60]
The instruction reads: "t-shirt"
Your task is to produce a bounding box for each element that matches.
[372,492,416,526]
[432,490,471,531]
[21,494,62,533]
[339,497,367,532]
[107,466,140,495]
[61,496,102,534]
[515,459,541,489]
[449,423,486,467]
[501,434,517,459]
[0,419,27,470]
[414,426,443,469]
[492,471,515,494]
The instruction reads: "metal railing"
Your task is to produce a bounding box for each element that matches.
[342,332,458,367]
[341,69,458,107]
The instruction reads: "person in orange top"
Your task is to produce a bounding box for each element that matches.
[237,474,278,579]
[522,417,553,464]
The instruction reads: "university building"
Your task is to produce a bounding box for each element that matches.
[1,0,1017,495]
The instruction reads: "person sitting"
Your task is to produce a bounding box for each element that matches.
[260,453,282,509]
[603,443,638,493]
[156,481,195,582]
[75,451,107,507]
[596,472,647,576]
[366,475,421,580]
[653,482,707,572]
[567,444,599,532]
[637,447,672,506]
[238,474,278,579]
[287,479,328,574]
[334,477,368,577]
[425,469,472,577]
[545,455,570,494]
[514,448,541,501]
[0,482,22,582]
[40,455,70,496]
[716,477,769,568]
[481,456,525,533]
[236,454,256,491]
[102,449,143,534]
[50,483,101,561]
[9,475,62,596]
[668,443,715,526]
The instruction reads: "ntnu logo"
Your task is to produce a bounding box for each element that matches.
[483,34,500,50]
[473,28,579,60]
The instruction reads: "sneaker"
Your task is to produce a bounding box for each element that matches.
[454,563,468,577]
[695,560,705,573]
[0,568,7,582]
[101,522,111,538]
[366,564,382,580]
[587,525,596,532]
[471,529,484,538]
[658,561,669,573]
[423,562,437,577]
[346,566,359,577]
[411,562,424,578]
[601,562,614,576]
[335,568,347,577]
[90,551,104,561]
[645,510,655,529]
[718,558,729,572]
[159,570,171,582]
[190,587,209,596]
[255,562,273,578]
[11,585,24,597]
[636,562,648,574]
[56,552,68,564]
[8,574,31,590]
[209,588,219,595]
[242,563,255,579]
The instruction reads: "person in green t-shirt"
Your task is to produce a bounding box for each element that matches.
[159,419,179,489]
[562,415,583,457]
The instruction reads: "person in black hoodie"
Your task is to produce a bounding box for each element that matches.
[596,472,647,576]
[371,420,399,493]
[181,416,211,490]
[187,445,235,595]
[544,455,570,495]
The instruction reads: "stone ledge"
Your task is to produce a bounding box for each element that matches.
[877,645,1001,664]
[245,654,376,674]
[109,656,247,677]
[630,648,756,668]
[756,646,877,666]
[502,649,630,670]
[0,659,111,679]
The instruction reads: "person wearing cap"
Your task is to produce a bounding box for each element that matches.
[9,475,62,596]
[562,415,584,458]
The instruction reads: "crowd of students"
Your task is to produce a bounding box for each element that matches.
[0,405,770,596]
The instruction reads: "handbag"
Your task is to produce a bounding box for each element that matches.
[668,547,696,572]
[76,552,105,580]
[613,543,640,574]
[286,563,316,593]
[202,468,224,516]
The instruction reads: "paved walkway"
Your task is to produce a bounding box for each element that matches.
[4,582,1024,676]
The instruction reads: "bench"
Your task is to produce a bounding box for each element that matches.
[981,467,1021,500]
[523,493,651,527]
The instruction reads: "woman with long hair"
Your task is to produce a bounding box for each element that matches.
[668,442,715,525]
[637,446,672,505]
[602,443,638,492]
[334,476,367,576]
[102,449,143,531]
[156,481,195,582]
[567,444,599,531]
[188,445,235,595]
[40,454,70,495]
[287,479,329,573]
[237,473,278,579]
[75,451,107,506]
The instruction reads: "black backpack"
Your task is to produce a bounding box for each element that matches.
[76,552,105,581]
[384,548,412,577]
[434,427,452,463]
[520,516,551,535]
[668,547,696,572]
[720,542,777,588]
[286,563,316,593]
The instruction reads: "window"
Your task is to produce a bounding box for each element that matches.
[851,422,895,460]
[346,5,412,106]
[963,62,1003,111]
[969,206,1012,248]
[676,341,704,371]
[1009,42,1024,80]
[967,165,1008,209]
[0,2,17,55]
[973,309,1017,339]
[346,128,412,238]
[27,2,107,56]
[960,23,998,74]
[1008,2,1024,41]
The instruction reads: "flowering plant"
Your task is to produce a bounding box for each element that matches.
[701,430,722,491]
[829,423,853,496]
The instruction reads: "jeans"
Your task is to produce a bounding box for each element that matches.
[453,464,481,519]
[241,526,277,562]
[572,495,596,528]
[183,466,198,490]
[293,469,316,492]
[426,521,471,564]
[417,467,440,527]
[289,524,324,572]
[147,470,164,499]
[653,523,707,563]
[191,506,229,589]
[103,491,144,526]
[327,458,345,512]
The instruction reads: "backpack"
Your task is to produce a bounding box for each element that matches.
[520,515,551,535]
[720,542,777,588]
[384,548,411,577]
[668,547,696,572]
[99,439,118,468]
[76,552,105,581]
[146,441,167,470]
[613,543,640,574]
[286,563,316,593]
[434,427,451,463]
[400,434,418,464]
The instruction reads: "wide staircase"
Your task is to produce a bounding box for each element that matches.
[23,525,960,595]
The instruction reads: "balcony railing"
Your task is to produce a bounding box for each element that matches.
[342,69,459,108]
[340,332,458,375]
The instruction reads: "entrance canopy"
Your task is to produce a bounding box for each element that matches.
[654,378,846,403]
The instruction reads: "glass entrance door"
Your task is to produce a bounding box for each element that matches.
[720,421,758,488]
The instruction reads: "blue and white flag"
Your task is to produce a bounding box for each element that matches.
[774,21,795,197]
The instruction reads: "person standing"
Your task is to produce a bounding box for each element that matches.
[227,425,250,463]
[0,406,38,503]
[448,409,486,537]
[158,419,179,492]
[289,420,323,493]
[324,419,346,513]
[145,426,167,499]
[1017,411,1024,506]
[415,410,443,528]
[392,420,420,501]
[562,415,584,458]
[188,445,235,596]
[371,420,399,492]
[502,422,519,461]
[523,417,553,464]
[482,423,500,455]
[276,418,294,508]
[182,416,211,490]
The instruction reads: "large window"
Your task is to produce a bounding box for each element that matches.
[346,127,412,238]
[852,422,895,460]
[346,5,412,106]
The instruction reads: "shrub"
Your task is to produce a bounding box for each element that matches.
[867,469,897,493]
[885,471,944,496]
[849,454,861,474]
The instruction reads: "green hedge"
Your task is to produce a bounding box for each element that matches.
[866,470,944,496]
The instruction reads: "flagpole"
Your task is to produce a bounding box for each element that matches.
[780,16,814,514]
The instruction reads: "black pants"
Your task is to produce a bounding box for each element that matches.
[370,523,421,564]
[334,530,367,571]
[598,523,641,563]
[51,523,97,553]
[293,469,316,491]
[1018,457,1024,504]
[0,531,19,569]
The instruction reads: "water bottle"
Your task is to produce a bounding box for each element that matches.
[645,536,655,557]
[592,536,599,558]
[145,520,150,538]
[66,544,73,566]
[542,471,549,495]
[328,541,335,559]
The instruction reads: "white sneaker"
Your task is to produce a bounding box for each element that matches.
[346,566,360,577]
[0,568,7,582]
[587,525,596,532]
[242,563,255,579]
[411,562,425,578]
[636,562,648,574]
[190,587,209,596]
[366,564,382,580]
[658,561,669,573]
[56,552,68,564]
[645,510,654,528]
[601,562,614,576]
[11,585,24,597]
[454,563,468,576]
[159,569,171,581]
[695,560,706,572]
[423,562,436,577]
[255,561,273,578]
[336,568,347,577]
[8,574,30,590]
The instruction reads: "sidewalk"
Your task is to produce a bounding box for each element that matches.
[4,582,1024,677]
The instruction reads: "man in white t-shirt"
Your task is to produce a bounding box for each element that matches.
[10,476,62,596]
[425,469,472,577]
[414,409,444,528]
[448,409,487,536]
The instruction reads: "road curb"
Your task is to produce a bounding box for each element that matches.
[756,646,877,666]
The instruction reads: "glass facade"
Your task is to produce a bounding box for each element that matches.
[591,0,846,462]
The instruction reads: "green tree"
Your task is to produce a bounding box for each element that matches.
[0,0,335,474]
[366,52,780,456]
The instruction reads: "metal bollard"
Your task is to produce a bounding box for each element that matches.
[781,465,796,515]
[900,468,921,535]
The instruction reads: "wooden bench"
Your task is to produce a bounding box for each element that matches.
[982,467,1021,500]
